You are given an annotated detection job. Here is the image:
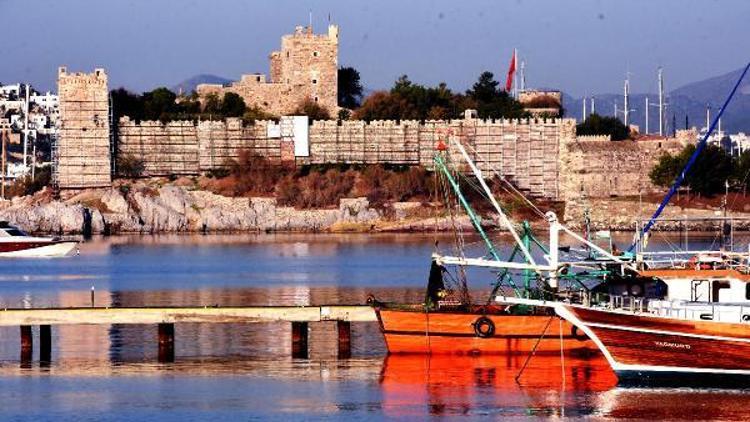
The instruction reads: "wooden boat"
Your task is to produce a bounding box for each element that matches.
[556,299,750,387]
[375,304,595,355]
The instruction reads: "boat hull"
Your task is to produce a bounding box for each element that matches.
[0,241,78,258]
[558,305,750,387]
[376,307,596,355]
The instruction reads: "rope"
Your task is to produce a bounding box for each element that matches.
[462,141,547,219]
[515,315,554,383]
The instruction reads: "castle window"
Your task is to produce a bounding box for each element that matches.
[312,79,317,85]
[313,51,319,57]
[286,52,290,58]
[256,76,261,82]
[314,96,319,102]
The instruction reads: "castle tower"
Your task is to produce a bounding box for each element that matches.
[272,24,338,112]
[197,24,339,116]
[56,67,112,189]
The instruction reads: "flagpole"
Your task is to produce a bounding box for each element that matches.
[514,48,518,98]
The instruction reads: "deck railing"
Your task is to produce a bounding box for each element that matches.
[646,299,750,324]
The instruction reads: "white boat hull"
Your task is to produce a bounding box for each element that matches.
[0,241,78,258]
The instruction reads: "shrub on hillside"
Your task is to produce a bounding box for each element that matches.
[6,167,51,198]
[229,150,284,195]
[117,154,145,178]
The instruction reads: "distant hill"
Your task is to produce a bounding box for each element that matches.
[566,66,750,134]
[171,74,231,95]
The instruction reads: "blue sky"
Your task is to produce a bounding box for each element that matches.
[1,0,747,96]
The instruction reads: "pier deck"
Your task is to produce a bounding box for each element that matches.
[3,305,378,362]
[0,305,376,326]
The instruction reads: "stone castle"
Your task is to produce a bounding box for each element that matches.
[54,22,691,204]
[197,25,339,116]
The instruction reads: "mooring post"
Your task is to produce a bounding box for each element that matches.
[157,323,175,363]
[20,325,32,363]
[39,325,52,364]
[291,321,309,359]
[337,320,351,359]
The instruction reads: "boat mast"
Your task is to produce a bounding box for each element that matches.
[450,138,537,268]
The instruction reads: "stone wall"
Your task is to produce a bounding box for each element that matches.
[117,117,282,175]
[117,118,198,175]
[560,136,686,200]
[117,115,575,200]
[197,118,281,171]
[197,25,338,116]
[56,67,111,189]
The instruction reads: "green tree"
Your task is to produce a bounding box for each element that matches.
[733,150,750,191]
[337,67,363,109]
[465,72,528,119]
[142,87,178,121]
[294,98,331,120]
[576,113,630,140]
[202,93,222,116]
[111,88,144,122]
[220,92,246,117]
[242,106,276,124]
[649,144,733,195]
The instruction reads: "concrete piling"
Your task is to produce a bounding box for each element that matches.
[291,321,309,359]
[157,323,175,363]
[20,325,32,363]
[39,325,51,364]
[337,321,351,359]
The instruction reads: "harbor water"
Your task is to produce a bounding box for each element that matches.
[0,233,749,420]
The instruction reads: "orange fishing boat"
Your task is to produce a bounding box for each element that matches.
[375,305,594,355]
[369,138,628,356]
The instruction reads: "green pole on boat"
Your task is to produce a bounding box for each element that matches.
[434,154,521,296]
[522,221,532,295]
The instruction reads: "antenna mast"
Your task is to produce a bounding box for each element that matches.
[645,97,649,134]
[658,67,665,136]
[23,84,29,171]
[583,96,587,119]
[623,75,630,126]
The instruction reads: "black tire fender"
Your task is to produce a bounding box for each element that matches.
[473,316,495,338]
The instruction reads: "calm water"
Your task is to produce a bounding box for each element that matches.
[0,232,748,421]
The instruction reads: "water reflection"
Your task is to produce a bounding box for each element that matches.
[0,233,748,419]
[380,354,616,418]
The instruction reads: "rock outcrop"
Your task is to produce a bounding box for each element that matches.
[0,185,386,235]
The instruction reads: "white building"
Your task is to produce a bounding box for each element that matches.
[30,92,58,111]
[0,84,21,98]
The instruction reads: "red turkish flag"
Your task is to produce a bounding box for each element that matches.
[505,50,516,92]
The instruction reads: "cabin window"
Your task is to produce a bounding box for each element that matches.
[745,283,750,300]
[712,280,730,303]
[691,280,708,301]
[5,229,27,237]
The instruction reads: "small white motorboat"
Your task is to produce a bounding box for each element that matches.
[0,221,78,258]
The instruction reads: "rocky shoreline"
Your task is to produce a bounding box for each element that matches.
[2,181,749,236]
[0,182,491,235]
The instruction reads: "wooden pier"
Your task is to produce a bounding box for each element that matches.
[4,305,377,363]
